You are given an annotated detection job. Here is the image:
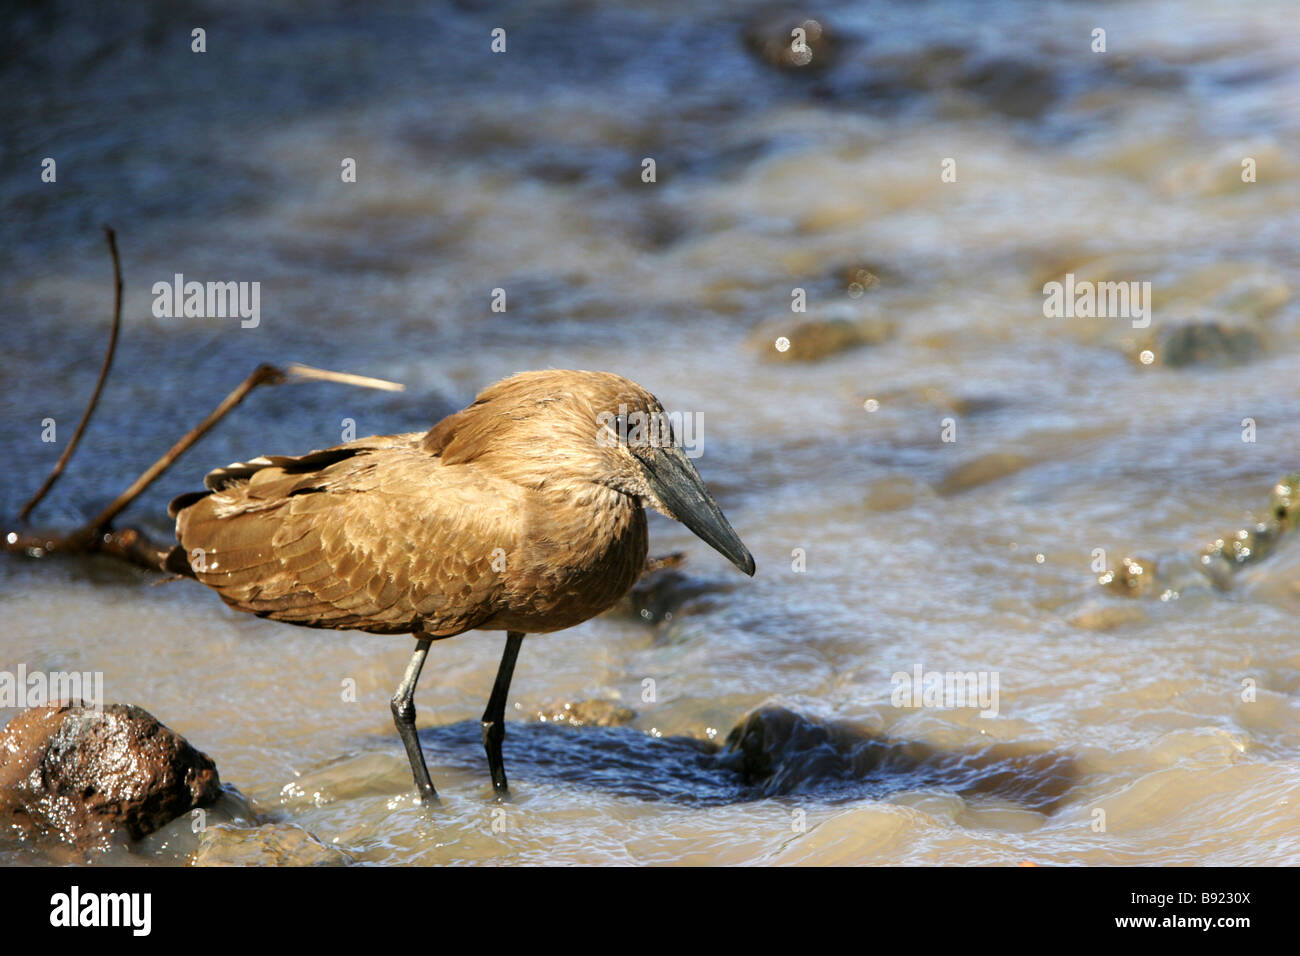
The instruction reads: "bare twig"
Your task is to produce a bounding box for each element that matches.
[6,227,408,574]
[18,225,123,522]
[285,363,405,392]
[84,363,285,532]
[86,362,404,533]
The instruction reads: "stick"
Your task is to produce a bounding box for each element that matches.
[7,226,407,573]
[17,226,123,522]
[85,362,404,533]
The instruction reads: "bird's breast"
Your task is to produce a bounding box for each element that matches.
[488,487,648,634]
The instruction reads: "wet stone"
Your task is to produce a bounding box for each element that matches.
[608,551,722,622]
[1098,556,1160,598]
[958,57,1060,119]
[1200,522,1282,573]
[192,822,353,866]
[0,703,221,848]
[1097,473,1300,598]
[937,452,1035,496]
[1066,602,1149,631]
[837,262,899,296]
[1268,474,1300,529]
[762,315,895,362]
[534,700,637,728]
[713,707,1077,812]
[1137,321,1264,367]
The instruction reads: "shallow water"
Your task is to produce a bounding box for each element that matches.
[2,0,1299,865]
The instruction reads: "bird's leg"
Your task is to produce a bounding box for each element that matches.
[391,637,437,804]
[481,631,525,795]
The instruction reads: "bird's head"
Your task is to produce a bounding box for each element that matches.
[424,369,755,576]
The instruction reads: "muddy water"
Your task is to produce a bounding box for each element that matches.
[2,0,1299,864]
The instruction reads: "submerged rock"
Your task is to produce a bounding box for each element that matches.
[534,699,637,728]
[714,707,1076,812]
[762,314,895,362]
[937,452,1035,496]
[1098,555,1160,598]
[1269,474,1300,529]
[193,822,352,866]
[837,262,900,297]
[1136,321,1264,367]
[1198,522,1283,587]
[0,703,221,847]
[958,57,1060,119]
[1065,602,1149,631]
[1099,473,1300,598]
[607,551,724,622]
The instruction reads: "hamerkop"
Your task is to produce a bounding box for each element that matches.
[169,369,754,802]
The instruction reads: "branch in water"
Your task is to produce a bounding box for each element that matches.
[6,227,406,572]
[18,225,123,522]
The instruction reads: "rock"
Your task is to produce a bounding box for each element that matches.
[193,822,352,866]
[717,707,851,789]
[837,262,900,297]
[534,699,637,728]
[743,10,839,71]
[863,475,916,512]
[606,551,722,622]
[958,57,1059,119]
[1200,522,1282,574]
[0,703,221,847]
[1097,556,1160,598]
[1136,321,1264,367]
[1097,474,1300,599]
[1269,474,1300,529]
[861,385,1007,417]
[713,707,1076,811]
[763,314,895,362]
[889,43,974,91]
[937,452,1035,496]
[1066,602,1149,631]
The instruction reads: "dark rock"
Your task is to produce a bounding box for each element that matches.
[763,315,895,362]
[1138,321,1264,367]
[0,703,221,847]
[1269,474,1300,529]
[608,552,729,622]
[937,452,1035,496]
[959,57,1060,119]
[714,707,1076,812]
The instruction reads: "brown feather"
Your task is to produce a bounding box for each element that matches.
[170,371,666,640]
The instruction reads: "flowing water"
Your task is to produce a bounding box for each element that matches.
[2,0,1299,865]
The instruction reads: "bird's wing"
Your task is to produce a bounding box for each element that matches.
[172,435,522,636]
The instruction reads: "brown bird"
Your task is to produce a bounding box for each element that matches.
[168,369,754,801]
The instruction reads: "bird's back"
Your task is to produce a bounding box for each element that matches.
[172,433,526,636]
[171,429,648,638]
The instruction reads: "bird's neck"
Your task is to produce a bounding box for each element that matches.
[528,480,647,583]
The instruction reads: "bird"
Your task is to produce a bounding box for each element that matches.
[167,369,755,802]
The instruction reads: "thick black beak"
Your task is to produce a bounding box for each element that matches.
[634,445,756,576]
